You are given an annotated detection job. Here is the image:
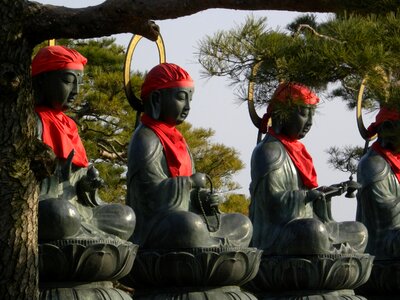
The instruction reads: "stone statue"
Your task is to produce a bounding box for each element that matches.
[249,82,368,255]
[32,45,135,243]
[126,62,252,249]
[353,104,400,299]
[356,106,400,258]
[33,47,137,300]
[123,63,260,300]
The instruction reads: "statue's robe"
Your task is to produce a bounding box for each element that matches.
[357,148,400,258]
[250,134,367,255]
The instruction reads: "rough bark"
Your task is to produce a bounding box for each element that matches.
[23,0,400,43]
[0,0,398,299]
[0,2,39,297]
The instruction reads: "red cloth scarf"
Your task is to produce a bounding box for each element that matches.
[35,106,88,168]
[268,128,318,188]
[141,113,192,177]
[371,141,400,183]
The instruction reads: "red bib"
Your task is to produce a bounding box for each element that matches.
[141,114,192,177]
[35,106,88,168]
[269,128,318,188]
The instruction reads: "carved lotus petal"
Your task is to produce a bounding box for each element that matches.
[357,259,400,295]
[39,240,138,282]
[39,243,72,281]
[123,247,262,288]
[40,282,132,300]
[246,253,373,292]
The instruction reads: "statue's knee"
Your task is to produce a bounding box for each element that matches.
[336,220,368,251]
[227,213,252,227]
[147,211,216,248]
[340,220,367,235]
[221,213,253,236]
[39,199,81,241]
[278,218,331,255]
[93,204,136,240]
[161,211,205,234]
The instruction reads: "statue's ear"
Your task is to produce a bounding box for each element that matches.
[378,120,395,134]
[148,90,161,120]
[32,75,45,105]
[270,116,282,134]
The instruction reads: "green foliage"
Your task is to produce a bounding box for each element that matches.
[197,13,400,111]
[95,162,126,204]
[326,145,365,175]
[197,12,400,175]
[219,193,250,216]
[178,122,244,192]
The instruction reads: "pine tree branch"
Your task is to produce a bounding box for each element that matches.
[294,24,344,43]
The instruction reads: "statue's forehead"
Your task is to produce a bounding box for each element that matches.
[47,69,84,83]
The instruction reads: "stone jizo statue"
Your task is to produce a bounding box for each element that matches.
[357,106,400,258]
[32,45,135,242]
[126,62,252,249]
[249,82,368,255]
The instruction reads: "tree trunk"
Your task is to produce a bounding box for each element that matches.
[0,2,40,299]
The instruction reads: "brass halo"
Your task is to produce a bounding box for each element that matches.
[123,34,166,112]
[247,61,263,129]
[356,78,377,141]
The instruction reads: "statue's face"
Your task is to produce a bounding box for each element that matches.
[39,69,83,111]
[381,120,400,153]
[280,105,316,140]
[158,87,194,125]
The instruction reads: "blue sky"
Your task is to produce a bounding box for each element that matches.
[37,1,376,221]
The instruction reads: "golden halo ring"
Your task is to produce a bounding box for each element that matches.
[123,34,166,111]
[356,78,377,141]
[247,61,263,129]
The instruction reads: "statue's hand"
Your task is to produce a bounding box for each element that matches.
[197,190,221,215]
[306,189,325,203]
[318,184,344,199]
[206,193,221,209]
[190,172,207,188]
[78,165,104,192]
[60,150,75,182]
[76,165,104,206]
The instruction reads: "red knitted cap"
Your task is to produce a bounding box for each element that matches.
[368,106,400,137]
[32,46,87,76]
[140,63,194,100]
[271,82,320,105]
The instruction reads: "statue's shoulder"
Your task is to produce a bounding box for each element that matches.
[251,135,287,176]
[357,148,390,186]
[128,124,162,160]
